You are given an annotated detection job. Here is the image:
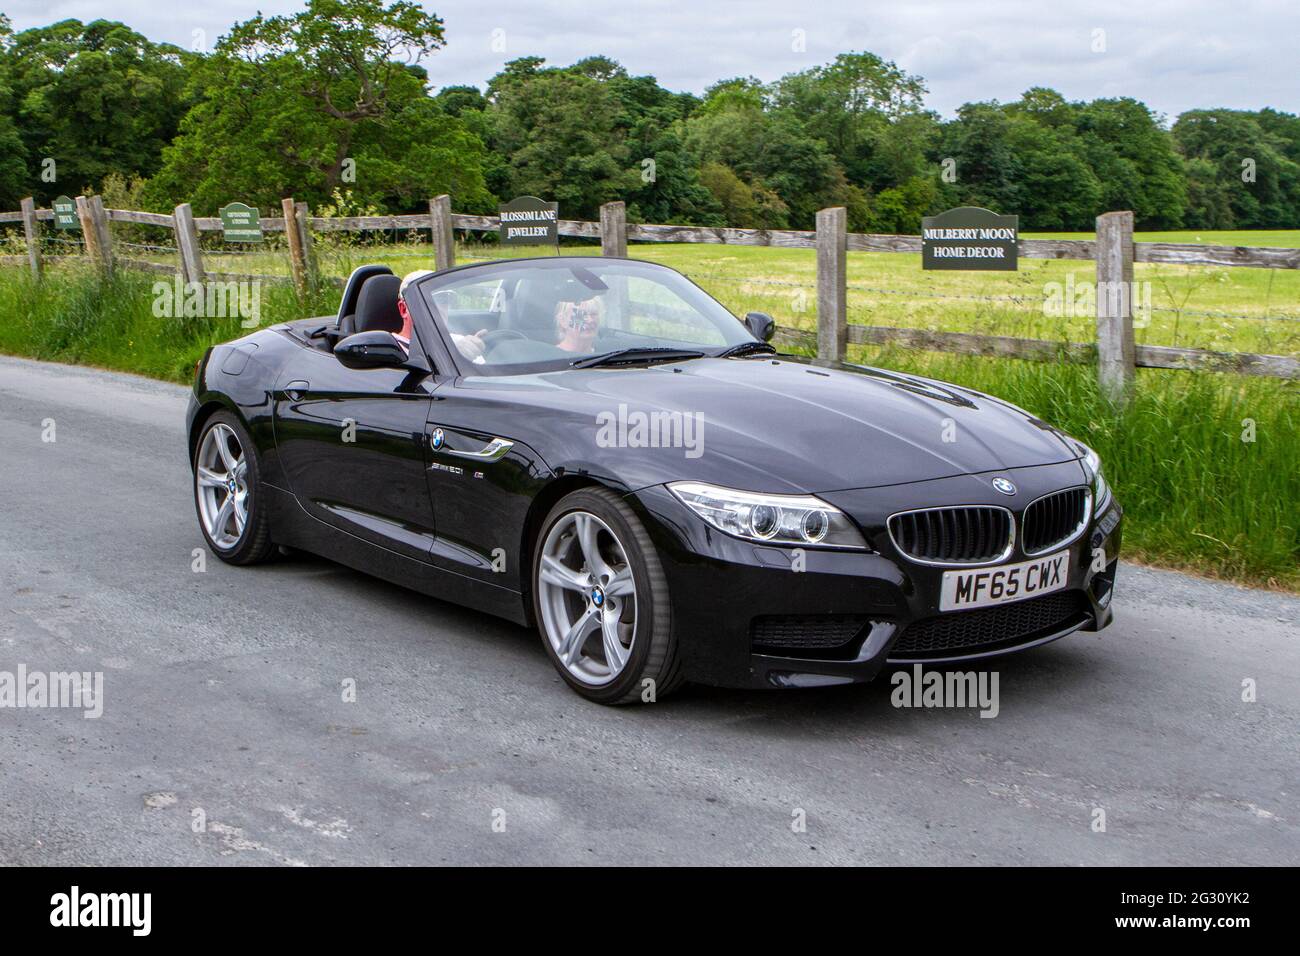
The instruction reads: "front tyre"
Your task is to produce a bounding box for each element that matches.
[193,410,275,565]
[533,488,682,704]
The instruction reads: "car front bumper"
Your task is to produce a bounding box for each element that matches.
[628,460,1122,690]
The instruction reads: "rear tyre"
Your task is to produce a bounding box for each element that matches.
[193,410,275,566]
[533,487,683,704]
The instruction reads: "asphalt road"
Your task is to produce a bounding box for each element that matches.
[0,354,1296,866]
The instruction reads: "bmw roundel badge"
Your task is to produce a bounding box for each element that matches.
[991,477,1017,496]
[431,427,445,450]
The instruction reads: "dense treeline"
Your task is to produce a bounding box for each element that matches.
[3,2,1299,232]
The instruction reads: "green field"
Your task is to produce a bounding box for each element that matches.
[0,231,1296,591]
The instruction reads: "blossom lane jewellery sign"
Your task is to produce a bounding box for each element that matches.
[219,202,263,242]
[921,206,1019,271]
[52,195,79,230]
[499,195,559,246]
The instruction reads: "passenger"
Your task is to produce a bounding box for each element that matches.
[555,297,604,353]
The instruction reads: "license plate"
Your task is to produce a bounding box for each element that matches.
[940,549,1070,612]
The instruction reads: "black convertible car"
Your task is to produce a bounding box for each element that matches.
[187,256,1121,703]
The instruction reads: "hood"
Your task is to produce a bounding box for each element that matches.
[456,355,1079,493]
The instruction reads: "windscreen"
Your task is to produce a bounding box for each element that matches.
[423,259,756,373]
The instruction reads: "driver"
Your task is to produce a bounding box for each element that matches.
[554,296,604,353]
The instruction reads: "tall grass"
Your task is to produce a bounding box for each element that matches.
[0,263,1295,590]
[0,265,337,382]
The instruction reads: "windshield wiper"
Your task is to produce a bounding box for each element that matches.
[715,341,777,358]
[570,347,706,369]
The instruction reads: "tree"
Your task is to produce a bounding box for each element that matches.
[771,52,934,192]
[936,103,1023,215]
[866,175,939,234]
[686,101,850,228]
[624,124,721,226]
[0,16,28,210]
[434,84,487,116]
[0,18,190,205]
[697,162,788,228]
[1073,98,1186,228]
[488,70,638,220]
[144,0,491,213]
[1173,109,1300,228]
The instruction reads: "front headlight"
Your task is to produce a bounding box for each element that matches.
[668,481,869,549]
[1073,441,1112,513]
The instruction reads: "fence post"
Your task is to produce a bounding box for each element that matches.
[429,194,455,271]
[600,201,627,257]
[20,197,41,278]
[295,201,318,292]
[173,202,205,284]
[282,197,310,295]
[75,196,111,275]
[88,195,114,275]
[816,206,847,362]
[1095,210,1136,406]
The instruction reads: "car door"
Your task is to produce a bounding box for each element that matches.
[273,342,438,563]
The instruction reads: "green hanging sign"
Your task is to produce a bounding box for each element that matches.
[219,202,264,242]
[52,195,79,231]
[498,195,559,246]
[921,206,1019,271]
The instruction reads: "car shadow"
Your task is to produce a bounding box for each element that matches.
[260,549,1107,732]
[657,640,1107,735]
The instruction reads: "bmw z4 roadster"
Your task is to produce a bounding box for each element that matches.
[188,256,1122,703]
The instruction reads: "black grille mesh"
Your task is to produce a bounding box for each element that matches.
[751,615,869,652]
[891,590,1088,658]
[1022,487,1088,554]
[888,507,1011,564]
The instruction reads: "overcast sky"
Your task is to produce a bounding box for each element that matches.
[5,0,1296,119]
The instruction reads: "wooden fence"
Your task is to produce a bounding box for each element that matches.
[3,195,1297,400]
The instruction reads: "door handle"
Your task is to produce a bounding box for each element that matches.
[284,380,310,401]
[443,436,514,462]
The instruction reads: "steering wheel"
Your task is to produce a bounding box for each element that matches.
[479,328,528,348]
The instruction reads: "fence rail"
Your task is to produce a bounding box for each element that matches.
[4,195,1298,395]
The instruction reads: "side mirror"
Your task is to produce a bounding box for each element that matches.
[335,330,409,370]
[743,311,776,342]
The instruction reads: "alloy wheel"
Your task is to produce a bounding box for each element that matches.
[537,511,638,686]
[196,423,250,550]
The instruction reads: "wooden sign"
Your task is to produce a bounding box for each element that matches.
[52,195,79,231]
[498,195,559,246]
[922,206,1019,271]
[219,202,263,242]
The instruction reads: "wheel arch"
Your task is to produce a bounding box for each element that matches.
[187,396,243,468]
[518,474,620,627]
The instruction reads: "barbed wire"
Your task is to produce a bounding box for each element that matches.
[200,245,275,257]
[116,240,180,254]
[683,271,1300,323]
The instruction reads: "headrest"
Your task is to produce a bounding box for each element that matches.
[354,274,403,334]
